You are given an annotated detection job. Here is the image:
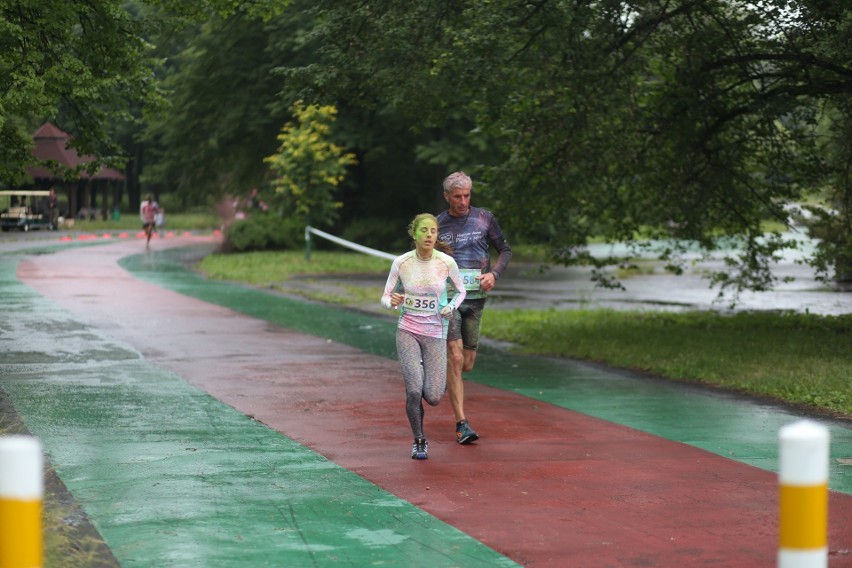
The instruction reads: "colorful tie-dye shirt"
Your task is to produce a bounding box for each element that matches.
[437,206,512,299]
[381,250,467,339]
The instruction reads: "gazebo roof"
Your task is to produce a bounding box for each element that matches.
[27,123,125,181]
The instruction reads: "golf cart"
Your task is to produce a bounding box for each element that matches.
[0,190,56,231]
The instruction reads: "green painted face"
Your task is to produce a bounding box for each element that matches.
[414,218,438,256]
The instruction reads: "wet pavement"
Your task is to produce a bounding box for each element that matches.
[493,259,851,315]
[0,232,850,566]
[3,228,850,315]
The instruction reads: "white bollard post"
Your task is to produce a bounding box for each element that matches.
[0,435,44,568]
[778,420,829,568]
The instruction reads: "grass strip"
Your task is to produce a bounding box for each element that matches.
[482,309,852,416]
[199,249,391,284]
[65,212,221,232]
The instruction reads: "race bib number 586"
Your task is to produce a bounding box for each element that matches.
[459,269,482,291]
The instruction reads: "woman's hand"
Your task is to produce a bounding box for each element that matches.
[389,293,404,308]
[440,305,454,319]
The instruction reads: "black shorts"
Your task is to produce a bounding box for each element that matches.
[447,298,487,350]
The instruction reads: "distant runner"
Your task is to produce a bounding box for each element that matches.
[139,194,160,246]
[438,172,512,445]
[381,213,467,459]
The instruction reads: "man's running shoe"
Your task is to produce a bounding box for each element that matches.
[456,420,479,445]
[411,438,428,460]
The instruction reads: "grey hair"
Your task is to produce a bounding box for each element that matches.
[442,171,472,193]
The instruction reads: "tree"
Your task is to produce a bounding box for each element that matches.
[136,1,451,233]
[141,6,315,201]
[0,0,157,183]
[299,0,852,293]
[264,100,356,228]
[0,0,291,186]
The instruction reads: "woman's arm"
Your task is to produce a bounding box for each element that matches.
[381,258,403,309]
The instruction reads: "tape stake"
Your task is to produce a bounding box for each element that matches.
[0,435,44,568]
[778,420,829,568]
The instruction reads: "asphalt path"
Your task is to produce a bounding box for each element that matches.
[1,231,850,567]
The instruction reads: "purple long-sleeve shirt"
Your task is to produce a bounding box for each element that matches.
[437,206,512,300]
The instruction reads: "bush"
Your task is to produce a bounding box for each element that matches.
[341,217,408,253]
[223,213,304,252]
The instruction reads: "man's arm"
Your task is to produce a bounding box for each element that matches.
[487,215,512,280]
[476,215,511,291]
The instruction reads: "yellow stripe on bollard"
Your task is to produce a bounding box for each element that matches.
[779,483,828,549]
[778,420,829,568]
[0,498,42,568]
[0,435,44,568]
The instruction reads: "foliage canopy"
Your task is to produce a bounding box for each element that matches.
[300,0,852,293]
[0,0,290,184]
[0,0,156,182]
[2,0,850,293]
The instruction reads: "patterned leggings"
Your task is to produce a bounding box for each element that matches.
[396,329,447,440]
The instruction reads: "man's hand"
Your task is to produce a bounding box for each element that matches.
[477,273,497,291]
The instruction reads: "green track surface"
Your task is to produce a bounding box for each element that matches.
[0,250,518,567]
[1,241,850,567]
[120,246,852,494]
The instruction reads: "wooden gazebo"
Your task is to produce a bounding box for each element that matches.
[26,122,125,220]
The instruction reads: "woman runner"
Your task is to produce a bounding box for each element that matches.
[381,213,467,459]
[139,193,160,246]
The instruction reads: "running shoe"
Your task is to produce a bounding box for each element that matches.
[456,420,479,445]
[411,437,428,460]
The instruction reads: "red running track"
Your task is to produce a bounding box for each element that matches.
[18,238,852,567]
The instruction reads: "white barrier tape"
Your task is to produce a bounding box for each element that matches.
[306,226,397,261]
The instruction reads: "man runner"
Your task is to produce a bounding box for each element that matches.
[437,172,512,444]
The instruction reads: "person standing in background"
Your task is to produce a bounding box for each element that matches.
[47,188,58,229]
[437,172,512,445]
[154,207,166,237]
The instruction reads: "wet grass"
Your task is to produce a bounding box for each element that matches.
[66,212,220,232]
[199,249,391,285]
[43,484,113,568]
[199,250,852,418]
[482,309,852,417]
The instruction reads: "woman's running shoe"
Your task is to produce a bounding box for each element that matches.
[411,438,428,460]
